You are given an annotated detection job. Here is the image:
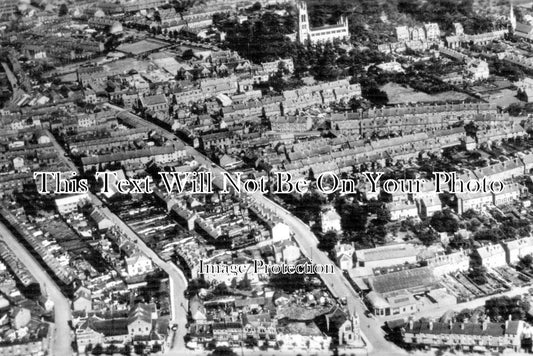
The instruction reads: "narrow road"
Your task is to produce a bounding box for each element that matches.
[96,205,189,351]
[0,222,73,356]
[46,127,189,351]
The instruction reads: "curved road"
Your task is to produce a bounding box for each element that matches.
[95,204,189,351]
[46,127,189,352]
[0,221,73,356]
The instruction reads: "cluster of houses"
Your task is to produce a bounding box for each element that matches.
[0,243,54,356]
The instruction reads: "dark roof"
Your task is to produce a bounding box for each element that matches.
[234,297,266,308]
[213,322,242,330]
[325,307,348,330]
[370,267,437,294]
[88,317,129,337]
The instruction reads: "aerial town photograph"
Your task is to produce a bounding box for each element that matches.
[8,0,533,355]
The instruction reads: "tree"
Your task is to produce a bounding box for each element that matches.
[468,265,487,285]
[318,231,338,251]
[105,344,118,355]
[92,344,104,356]
[366,224,387,246]
[59,3,68,16]
[430,210,459,234]
[237,274,252,290]
[251,2,261,11]
[182,49,195,60]
[485,296,530,322]
[210,346,238,356]
[184,278,209,298]
[523,255,533,268]
[418,228,439,246]
[213,282,230,296]
[269,271,308,293]
[336,199,367,232]
[473,228,502,243]
[517,254,533,271]
[121,344,131,355]
[362,86,388,106]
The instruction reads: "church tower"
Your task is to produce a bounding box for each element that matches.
[297,1,310,44]
[510,3,517,31]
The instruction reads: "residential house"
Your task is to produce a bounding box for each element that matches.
[333,242,354,270]
[125,252,153,277]
[11,307,31,329]
[502,237,533,265]
[456,191,493,215]
[55,194,88,215]
[387,201,419,221]
[271,222,291,242]
[73,286,92,312]
[402,319,524,353]
[128,303,156,337]
[493,182,523,206]
[273,240,301,264]
[475,243,507,269]
[426,250,470,277]
[90,208,114,231]
[320,206,341,233]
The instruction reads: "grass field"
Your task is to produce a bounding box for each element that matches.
[381,82,475,104]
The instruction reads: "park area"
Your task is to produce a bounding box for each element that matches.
[381,82,474,104]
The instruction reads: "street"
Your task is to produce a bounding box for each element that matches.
[95,204,189,351]
[46,125,190,352]
[0,221,73,356]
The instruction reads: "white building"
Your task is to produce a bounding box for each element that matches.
[456,191,493,215]
[502,237,533,265]
[387,201,419,221]
[493,182,522,206]
[355,244,419,269]
[334,242,354,270]
[55,194,88,215]
[426,250,470,277]
[273,240,301,263]
[125,252,154,277]
[465,59,489,82]
[475,244,507,269]
[320,206,341,233]
[296,1,349,44]
[261,58,294,74]
[395,23,440,42]
[271,222,291,242]
[418,195,442,218]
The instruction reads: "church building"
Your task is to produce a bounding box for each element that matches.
[296,1,350,44]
